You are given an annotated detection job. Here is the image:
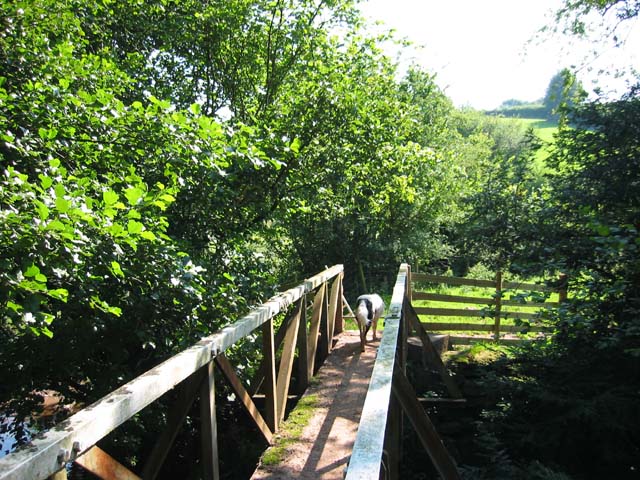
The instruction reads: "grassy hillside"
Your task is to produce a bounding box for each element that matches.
[485,103,558,170]
[520,117,558,170]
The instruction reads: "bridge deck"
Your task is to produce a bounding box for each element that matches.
[251,331,379,479]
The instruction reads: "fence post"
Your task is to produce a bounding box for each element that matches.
[494,271,503,342]
[318,282,330,360]
[276,299,302,424]
[384,395,401,480]
[558,273,568,303]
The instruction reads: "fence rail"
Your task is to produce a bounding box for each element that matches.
[0,265,344,480]
[411,271,567,343]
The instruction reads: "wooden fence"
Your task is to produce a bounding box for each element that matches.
[0,265,345,480]
[346,264,462,480]
[410,272,568,344]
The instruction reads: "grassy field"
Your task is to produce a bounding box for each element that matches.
[519,117,558,171]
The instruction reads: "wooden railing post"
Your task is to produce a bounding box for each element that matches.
[407,263,413,304]
[327,273,342,343]
[307,283,326,378]
[401,265,411,371]
[296,294,309,394]
[214,354,273,444]
[494,271,503,342]
[384,394,401,480]
[276,298,302,424]
[318,281,330,361]
[200,361,220,480]
[143,368,206,479]
[334,273,344,334]
[391,366,461,480]
[262,318,278,433]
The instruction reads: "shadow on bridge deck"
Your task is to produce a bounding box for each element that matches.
[251,330,379,479]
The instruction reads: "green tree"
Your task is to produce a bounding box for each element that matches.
[0,0,261,449]
[463,3,640,474]
[543,69,587,118]
[545,93,640,349]
[478,94,640,479]
[554,0,640,37]
[443,108,548,274]
[0,1,472,464]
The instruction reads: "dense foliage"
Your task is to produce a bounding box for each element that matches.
[436,4,640,478]
[0,0,488,469]
[1,0,639,478]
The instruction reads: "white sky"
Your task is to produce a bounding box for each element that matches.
[358,0,640,110]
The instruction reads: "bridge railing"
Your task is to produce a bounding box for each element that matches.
[0,265,344,480]
[346,263,462,480]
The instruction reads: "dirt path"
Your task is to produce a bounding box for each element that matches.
[251,330,380,480]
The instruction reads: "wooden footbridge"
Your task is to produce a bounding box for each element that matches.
[0,264,565,480]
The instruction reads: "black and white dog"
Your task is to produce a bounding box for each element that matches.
[355,294,385,350]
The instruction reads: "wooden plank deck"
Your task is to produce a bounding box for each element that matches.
[251,331,379,479]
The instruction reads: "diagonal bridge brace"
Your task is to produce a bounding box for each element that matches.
[391,364,462,480]
[405,298,464,400]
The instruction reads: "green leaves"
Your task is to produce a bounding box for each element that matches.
[110,261,125,278]
[24,265,47,284]
[103,190,119,205]
[124,186,145,206]
[0,0,484,463]
[38,127,58,140]
[127,219,143,234]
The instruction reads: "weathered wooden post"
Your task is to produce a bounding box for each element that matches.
[307,283,326,378]
[558,273,568,303]
[334,273,344,334]
[402,265,411,371]
[494,271,503,342]
[143,368,207,479]
[318,281,330,361]
[328,273,343,339]
[200,361,220,480]
[276,299,302,424]
[384,394,401,480]
[262,318,278,433]
[296,294,309,394]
